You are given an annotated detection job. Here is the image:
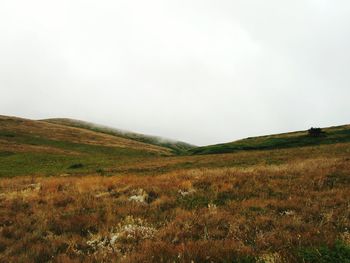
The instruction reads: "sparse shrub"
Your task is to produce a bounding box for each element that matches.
[146,190,159,203]
[308,127,324,137]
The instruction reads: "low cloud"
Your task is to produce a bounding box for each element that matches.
[1,0,349,145]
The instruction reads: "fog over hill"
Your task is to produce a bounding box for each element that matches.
[1,1,350,145]
[43,118,195,154]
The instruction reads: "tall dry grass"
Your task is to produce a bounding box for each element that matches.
[0,154,349,262]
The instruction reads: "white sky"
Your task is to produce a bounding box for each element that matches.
[1,0,349,145]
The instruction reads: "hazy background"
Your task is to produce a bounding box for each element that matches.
[1,0,349,145]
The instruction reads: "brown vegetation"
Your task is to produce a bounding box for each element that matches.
[0,153,349,262]
[1,116,349,262]
[0,116,171,154]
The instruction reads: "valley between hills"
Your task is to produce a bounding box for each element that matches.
[0,115,349,262]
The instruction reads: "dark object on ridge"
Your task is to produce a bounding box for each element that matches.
[308,127,324,137]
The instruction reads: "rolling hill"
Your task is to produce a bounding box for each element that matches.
[1,114,350,262]
[189,124,350,155]
[0,115,174,176]
[2,115,350,176]
[43,118,195,154]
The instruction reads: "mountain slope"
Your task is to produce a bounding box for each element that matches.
[0,115,172,176]
[43,118,195,154]
[189,125,350,155]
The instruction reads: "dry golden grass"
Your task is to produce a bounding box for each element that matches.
[0,139,79,155]
[0,152,349,262]
[0,115,171,155]
[1,116,350,262]
[112,141,350,175]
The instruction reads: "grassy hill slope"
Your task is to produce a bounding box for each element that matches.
[189,125,350,155]
[1,124,350,262]
[0,115,172,176]
[2,115,350,177]
[43,118,195,154]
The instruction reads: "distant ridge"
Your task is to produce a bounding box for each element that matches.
[1,114,350,177]
[188,124,350,155]
[43,118,195,154]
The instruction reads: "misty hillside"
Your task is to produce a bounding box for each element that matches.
[43,118,195,154]
[0,115,173,176]
[189,125,350,155]
[2,114,350,177]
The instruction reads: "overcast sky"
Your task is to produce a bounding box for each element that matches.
[1,0,349,145]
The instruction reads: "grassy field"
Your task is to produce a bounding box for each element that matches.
[0,116,171,177]
[189,125,350,155]
[0,116,349,262]
[43,118,195,155]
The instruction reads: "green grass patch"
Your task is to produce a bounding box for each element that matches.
[177,194,211,210]
[189,126,350,155]
[0,131,159,177]
[297,240,350,263]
